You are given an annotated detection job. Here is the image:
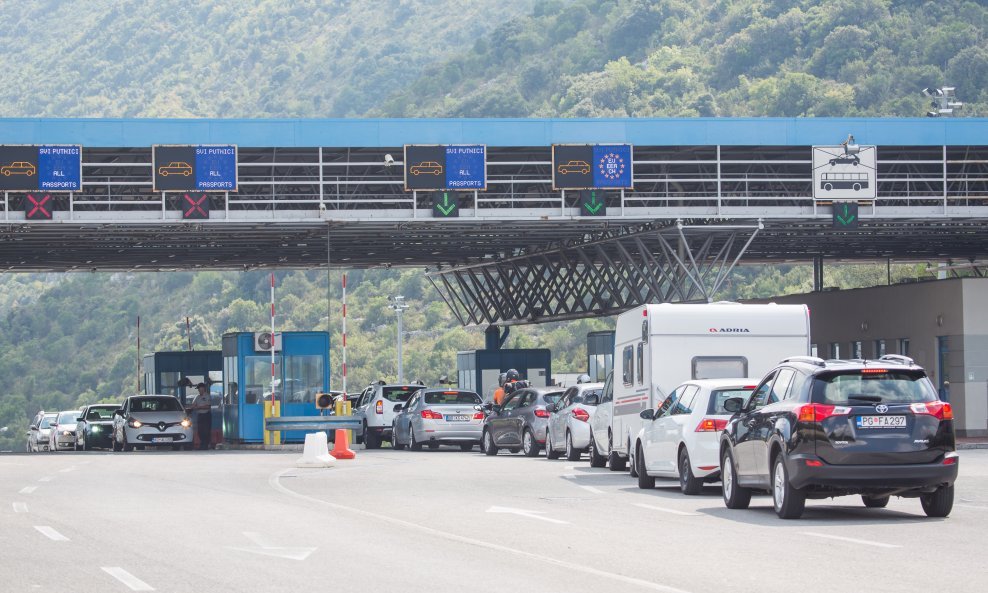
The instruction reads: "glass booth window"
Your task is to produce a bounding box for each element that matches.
[224,356,239,405]
[284,355,324,404]
[159,371,181,399]
[245,356,282,404]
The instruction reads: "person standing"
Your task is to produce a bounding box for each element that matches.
[191,382,212,450]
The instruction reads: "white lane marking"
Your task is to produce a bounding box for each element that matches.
[271,469,690,593]
[38,476,54,482]
[578,485,606,494]
[956,503,988,511]
[801,532,901,549]
[101,567,155,591]
[34,526,69,541]
[19,486,37,494]
[486,505,571,525]
[633,503,700,517]
[226,531,317,560]
[13,502,28,513]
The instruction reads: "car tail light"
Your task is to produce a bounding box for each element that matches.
[943,456,957,466]
[473,412,485,420]
[797,404,851,423]
[420,410,443,420]
[534,407,550,418]
[910,402,953,420]
[695,418,728,432]
[572,408,590,422]
[805,459,823,467]
[375,400,384,414]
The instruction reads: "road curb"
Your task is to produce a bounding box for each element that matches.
[958,442,988,450]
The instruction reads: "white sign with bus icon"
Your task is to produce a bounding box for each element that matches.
[813,143,877,200]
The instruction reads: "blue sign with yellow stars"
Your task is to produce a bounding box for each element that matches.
[592,144,632,188]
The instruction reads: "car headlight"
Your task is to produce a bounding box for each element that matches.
[62,430,72,436]
[91,425,100,433]
[180,418,192,429]
[129,419,143,428]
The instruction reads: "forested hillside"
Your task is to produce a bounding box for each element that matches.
[0,0,983,449]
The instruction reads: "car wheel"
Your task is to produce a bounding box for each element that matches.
[409,429,423,451]
[679,447,703,495]
[920,484,954,518]
[721,448,751,509]
[80,435,87,452]
[122,433,133,452]
[629,439,638,477]
[392,424,406,450]
[483,430,498,456]
[522,428,540,457]
[459,444,473,452]
[545,428,561,460]
[565,431,581,462]
[772,455,805,519]
[364,425,381,449]
[112,432,122,452]
[589,435,606,468]
[636,444,655,489]
[862,495,890,508]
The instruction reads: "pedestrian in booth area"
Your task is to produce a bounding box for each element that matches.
[191,382,212,450]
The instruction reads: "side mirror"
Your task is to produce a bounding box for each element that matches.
[546,403,557,413]
[392,403,403,413]
[639,409,655,421]
[491,405,502,414]
[723,397,743,413]
[76,416,84,422]
[114,410,124,417]
[584,394,600,406]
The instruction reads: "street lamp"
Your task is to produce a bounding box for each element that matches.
[923,87,963,117]
[388,295,409,383]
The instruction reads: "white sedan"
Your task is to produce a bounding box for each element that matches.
[545,382,603,461]
[632,379,754,494]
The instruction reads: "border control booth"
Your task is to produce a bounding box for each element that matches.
[142,351,223,446]
[457,349,552,402]
[221,331,330,444]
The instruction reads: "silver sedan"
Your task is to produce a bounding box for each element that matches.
[391,389,484,451]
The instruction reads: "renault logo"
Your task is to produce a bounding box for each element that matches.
[875,404,889,414]
[158,422,167,431]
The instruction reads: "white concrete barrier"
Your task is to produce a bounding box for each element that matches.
[296,432,336,468]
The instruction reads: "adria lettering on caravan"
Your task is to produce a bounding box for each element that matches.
[709,328,751,333]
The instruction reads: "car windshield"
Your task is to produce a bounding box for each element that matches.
[811,370,937,405]
[86,406,117,420]
[58,411,80,424]
[40,417,53,429]
[130,397,183,412]
[424,391,481,405]
[708,388,754,414]
[382,386,418,402]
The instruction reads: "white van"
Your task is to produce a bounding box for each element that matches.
[607,302,810,468]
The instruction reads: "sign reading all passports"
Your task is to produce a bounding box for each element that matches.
[404,145,486,191]
[153,145,238,192]
[553,144,633,190]
[0,145,82,191]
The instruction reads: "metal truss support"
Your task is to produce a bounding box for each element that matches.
[426,221,762,326]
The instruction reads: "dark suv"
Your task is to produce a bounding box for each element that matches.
[719,355,957,519]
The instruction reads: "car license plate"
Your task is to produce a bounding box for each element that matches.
[446,415,470,422]
[856,415,906,429]
[151,437,170,443]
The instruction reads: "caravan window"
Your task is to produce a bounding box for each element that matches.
[622,346,634,386]
[636,343,644,385]
[692,357,747,380]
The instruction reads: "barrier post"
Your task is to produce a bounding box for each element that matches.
[264,400,282,445]
[334,399,353,443]
[263,400,272,445]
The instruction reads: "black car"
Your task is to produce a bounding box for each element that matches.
[719,355,957,519]
[76,403,119,450]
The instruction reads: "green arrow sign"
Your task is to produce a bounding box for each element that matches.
[579,190,606,216]
[832,201,859,229]
[433,191,458,217]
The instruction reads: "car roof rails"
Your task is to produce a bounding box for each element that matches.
[780,356,825,367]
[878,354,915,366]
[823,359,855,365]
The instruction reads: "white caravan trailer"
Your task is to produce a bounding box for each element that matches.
[607,302,810,464]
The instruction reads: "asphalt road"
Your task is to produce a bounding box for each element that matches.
[2,446,988,593]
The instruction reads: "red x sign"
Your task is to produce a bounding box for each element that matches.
[182,193,209,219]
[24,194,53,220]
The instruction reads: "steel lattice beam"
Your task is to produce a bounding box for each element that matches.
[426,222,761,326]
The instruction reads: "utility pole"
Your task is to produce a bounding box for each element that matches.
[388,295,409,383]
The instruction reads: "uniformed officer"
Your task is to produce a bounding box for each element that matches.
[191,382,212,450]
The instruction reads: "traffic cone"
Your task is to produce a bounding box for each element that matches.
[330,429,356,460]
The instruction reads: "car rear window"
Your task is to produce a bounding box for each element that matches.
[424,391,482,405]
[131,397,183,412]
[811,370,937,405]
[573,388,602,403]
[707,388,755,414]
[542,392,564,405]
[382,386,418,402]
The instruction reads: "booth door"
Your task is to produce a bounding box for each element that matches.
[280,355,326,443]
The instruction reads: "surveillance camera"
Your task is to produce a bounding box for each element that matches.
[384,154,395,166]
[319,203,326,211]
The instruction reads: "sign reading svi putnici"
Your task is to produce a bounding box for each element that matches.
[553,144,633,190]
[153,145,238,192]
[0,145,82,191]
[404,145,486,191]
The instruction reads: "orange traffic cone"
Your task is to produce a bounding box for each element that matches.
[330,429,356,460]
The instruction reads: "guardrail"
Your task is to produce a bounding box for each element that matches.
[264,416,362,434]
